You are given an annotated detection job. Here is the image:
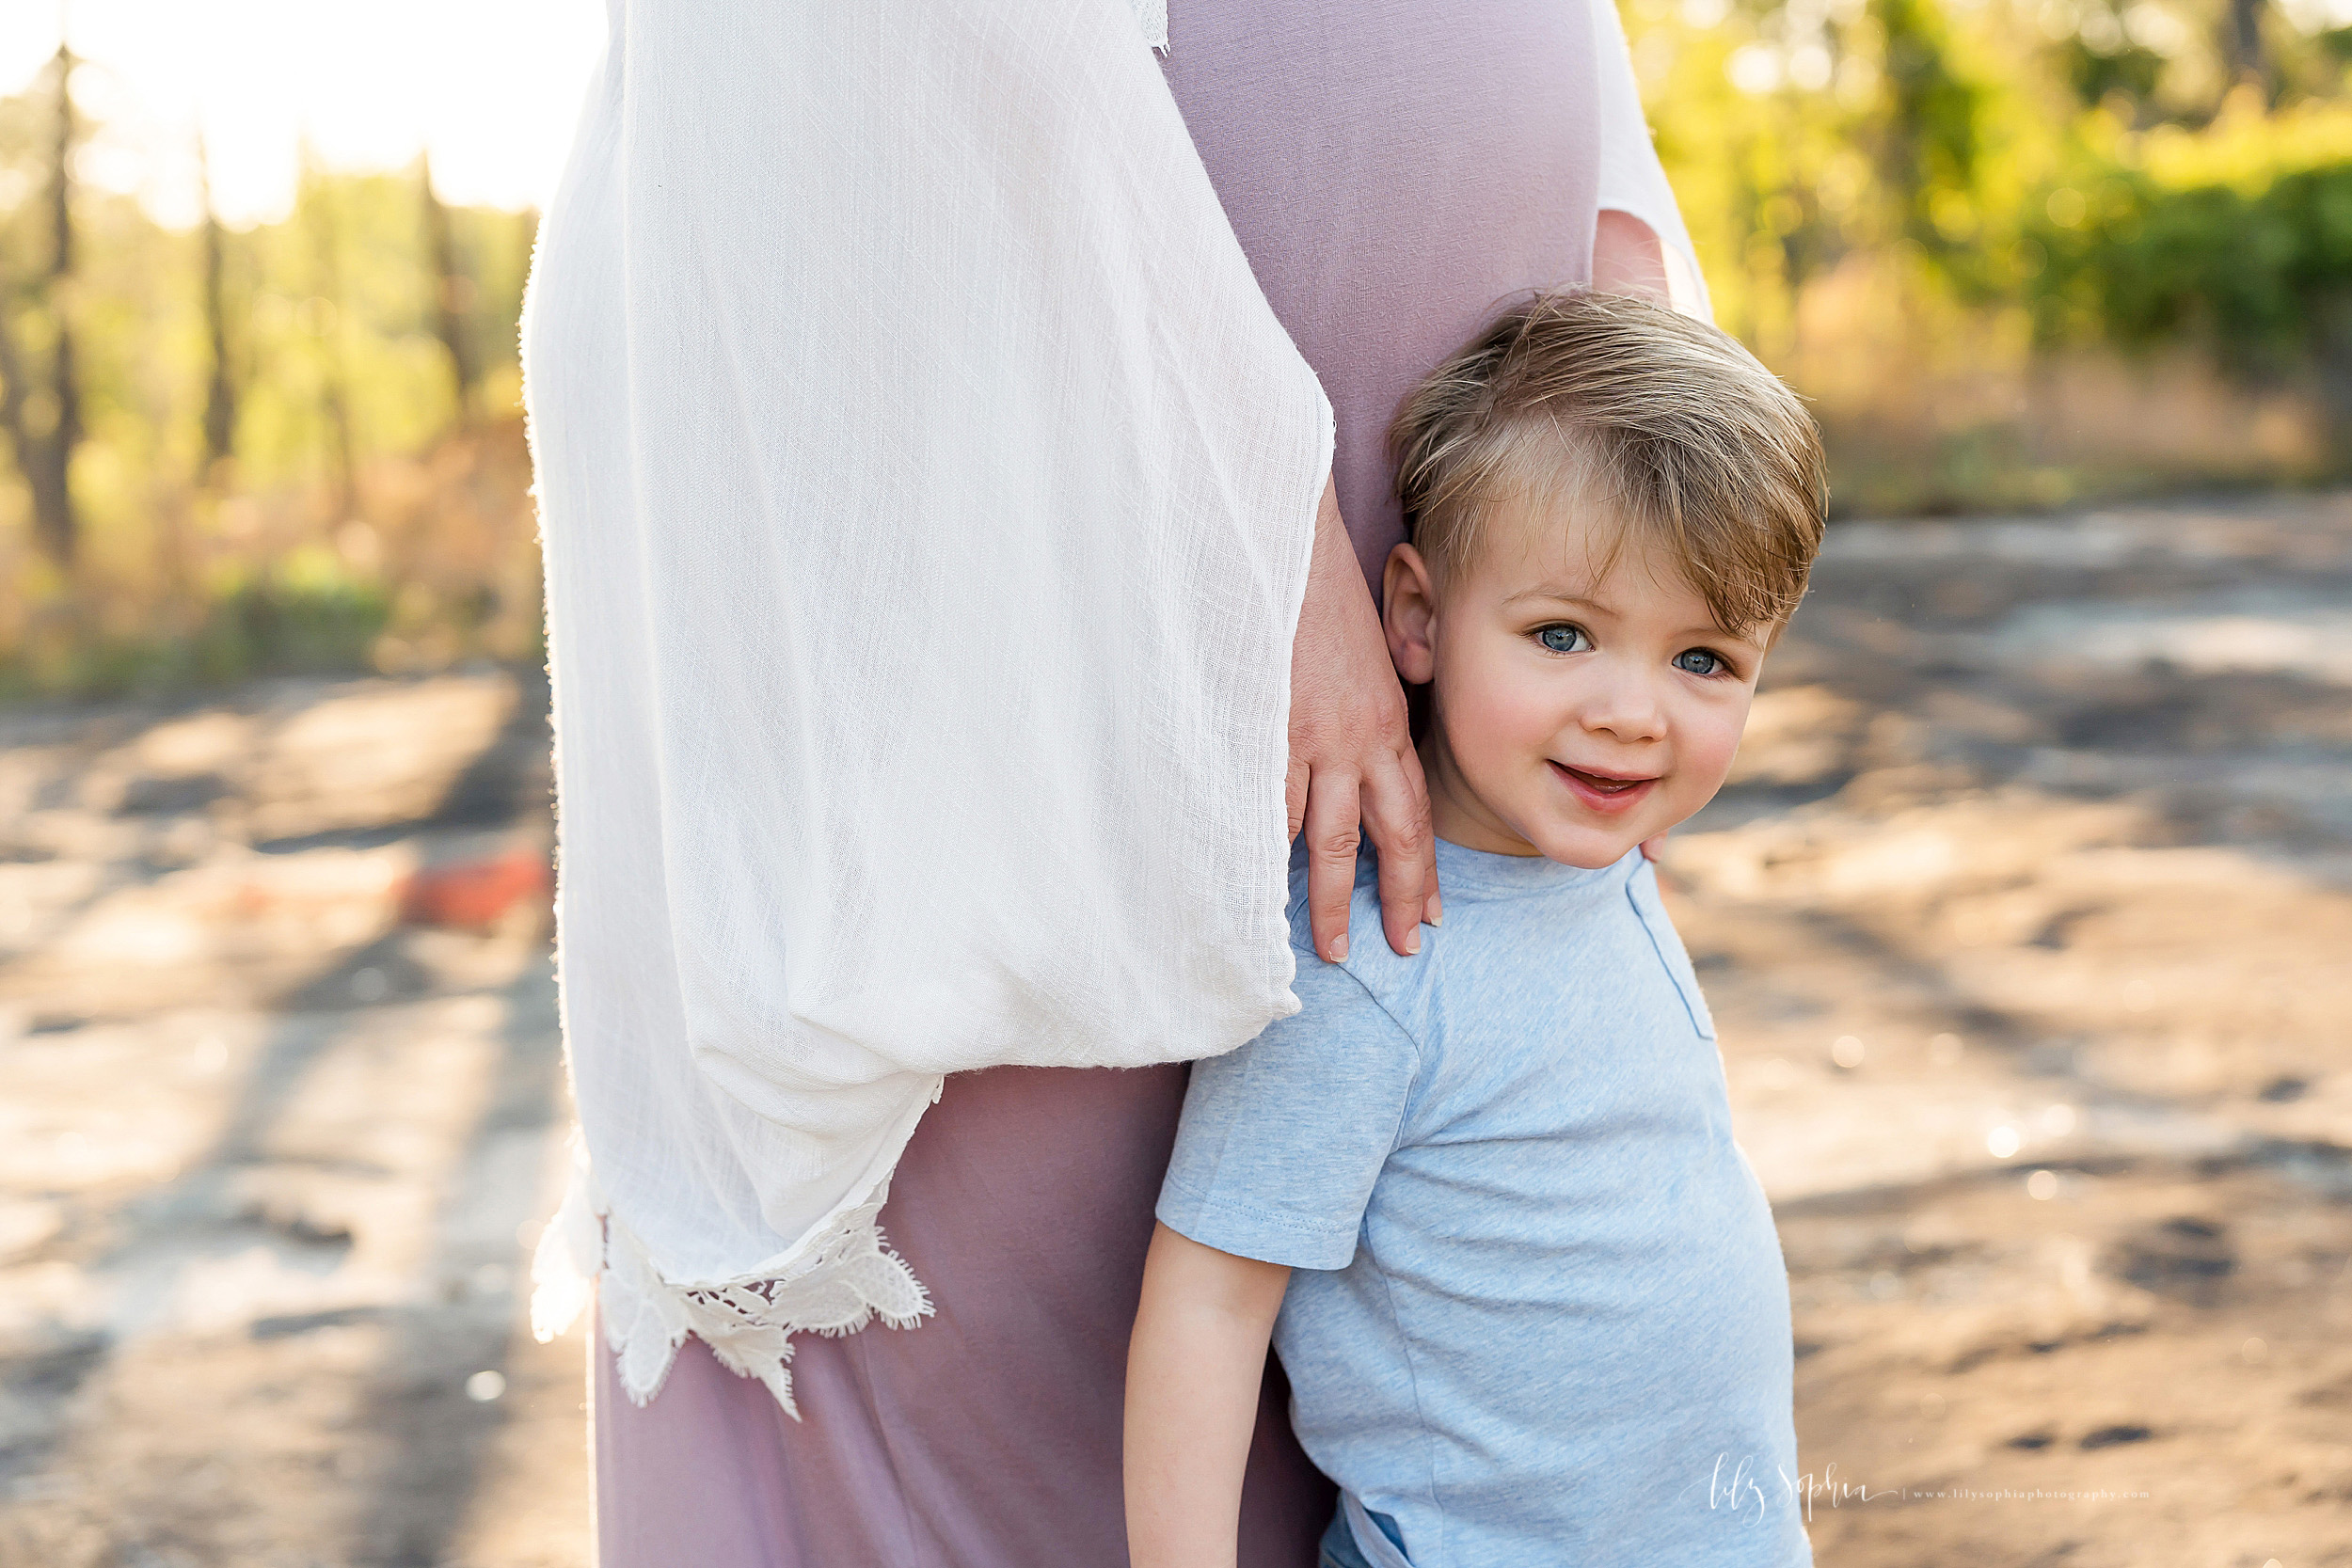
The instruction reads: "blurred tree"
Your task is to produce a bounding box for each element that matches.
[2227,0,2269,97]
[38,43,79,567]
[298,153,360,524]
[199,136,237,479]
[421,155,478,427]
[1872,0,1985,261]
[2058,16,2167,118]
[0,45,82,569]
[0,316,38,533]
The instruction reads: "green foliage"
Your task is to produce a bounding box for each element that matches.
[1873,0,1986,255]
[1625,0,2050,349]
[2059,36,2167,108]
[2,577,392,702]
[1631,0,2352,335]
[2026,104,2352,372]
[4,3,2352,696]
[1626,0,2352,510]
[0,100,541,698]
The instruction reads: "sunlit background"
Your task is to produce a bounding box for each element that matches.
[2,5,2349,1567]
[0,2,601,695]
[2,0,2351,689]
[0,2,600,223]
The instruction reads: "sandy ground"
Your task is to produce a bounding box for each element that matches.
[3,492,2350,1566]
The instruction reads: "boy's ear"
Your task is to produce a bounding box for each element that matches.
[1383,543,1438,686]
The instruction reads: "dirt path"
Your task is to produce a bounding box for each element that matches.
[0,673,581,1568]
[2,493,2348,1566]
[1681,493,2352,1567]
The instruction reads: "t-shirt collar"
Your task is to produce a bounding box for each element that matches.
[1430,835,1630,896]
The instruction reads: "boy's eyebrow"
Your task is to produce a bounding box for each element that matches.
[1502,585,1613,612]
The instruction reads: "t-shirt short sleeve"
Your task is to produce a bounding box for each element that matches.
[1157,950,1420,1271]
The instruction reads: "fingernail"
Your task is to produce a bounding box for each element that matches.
[1328,935,1348,962]
[1406,927,1422,955]
[1425,898,1443,927]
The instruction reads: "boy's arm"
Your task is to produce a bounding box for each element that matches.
[1125,1221,1293,1568]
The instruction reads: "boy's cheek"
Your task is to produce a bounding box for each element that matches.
[1440,663,1548,758]
[1668,713,1750,814]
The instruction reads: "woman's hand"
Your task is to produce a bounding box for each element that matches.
[1288,477,1438,962]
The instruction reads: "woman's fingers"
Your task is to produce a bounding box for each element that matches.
[1299,739,1437,964]
[1302,767,1363,963]
[1285,752,1312,846]
[1359,746,1433,958]
[1400,738,1441,929]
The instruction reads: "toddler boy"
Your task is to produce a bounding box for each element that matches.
[1124,290,1827,1568]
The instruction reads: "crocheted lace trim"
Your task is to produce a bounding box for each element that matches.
[1130,0,1169,51]
[529,1157,932,1419]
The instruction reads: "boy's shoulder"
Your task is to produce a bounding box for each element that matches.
[1277,849,1465,1037]
[1280,843,1670,1037]
[1280,851,1424,984]
[1268,854,1429,1055]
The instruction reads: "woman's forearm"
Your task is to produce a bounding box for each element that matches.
[1591,208,1672,305]
[1125,1223,1293,1568]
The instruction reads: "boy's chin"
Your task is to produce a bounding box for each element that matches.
[1526,821,1649,871]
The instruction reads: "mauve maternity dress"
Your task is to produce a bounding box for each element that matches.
[593,4,1604,1561]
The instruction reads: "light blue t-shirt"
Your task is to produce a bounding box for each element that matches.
[1159,840,1812,1568]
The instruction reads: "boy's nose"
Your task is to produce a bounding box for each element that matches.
[1578,667,1669,744]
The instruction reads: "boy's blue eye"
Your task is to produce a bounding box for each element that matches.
[1535,625,1590,654]
[1673,648,1726,676]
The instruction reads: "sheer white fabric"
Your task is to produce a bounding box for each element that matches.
[521,0,1329,1408]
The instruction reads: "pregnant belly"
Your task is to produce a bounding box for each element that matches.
[1159,0,1603,594]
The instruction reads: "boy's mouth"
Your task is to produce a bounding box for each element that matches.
[1548,760,1660,816]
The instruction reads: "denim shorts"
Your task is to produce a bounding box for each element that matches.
[1316,1508,1375,1568]
[1318,1501,1420,1568]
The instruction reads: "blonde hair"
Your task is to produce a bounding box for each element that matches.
[1391,290,1827,635]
